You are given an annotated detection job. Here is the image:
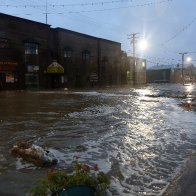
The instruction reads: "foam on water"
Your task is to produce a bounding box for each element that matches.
[72,91,133,98]
[68,105,116,118]
[65,87,196,195]
[15,158,36,170]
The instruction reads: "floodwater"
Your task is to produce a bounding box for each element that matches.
[0,84,196,196]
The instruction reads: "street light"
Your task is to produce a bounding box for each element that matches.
[138,39,148,51]
[186,56,192,62]
[129,33,148,84]
[186,56,196,63]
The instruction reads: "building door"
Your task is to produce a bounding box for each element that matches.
[0,73,4,90]
[51,74,61,88]
[75,74,81,87]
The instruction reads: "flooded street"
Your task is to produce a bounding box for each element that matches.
[0,84,196,196]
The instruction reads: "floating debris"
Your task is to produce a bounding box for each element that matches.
[11,141,57,167]
[178,101,196,110]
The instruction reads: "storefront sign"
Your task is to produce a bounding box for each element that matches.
[0,61,18,72]
[0,61,18,65]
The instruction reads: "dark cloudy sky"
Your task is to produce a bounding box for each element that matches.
[1,0,196,67]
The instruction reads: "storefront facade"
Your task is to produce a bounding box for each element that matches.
[0,13,122,90]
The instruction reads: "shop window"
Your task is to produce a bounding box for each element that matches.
[0,38,9,49]
[64,47,72,58]
[27,65,39,73]
[24,42,38,55]
[6,73,14,83]
[142,61,146,68]
[82,50,90,61]
[25,73,39,85]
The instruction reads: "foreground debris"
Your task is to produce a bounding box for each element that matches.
[11,141,57,167]
[178,102,196,110]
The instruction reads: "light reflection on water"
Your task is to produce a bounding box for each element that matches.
[0,84,196,195]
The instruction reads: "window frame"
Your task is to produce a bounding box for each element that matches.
[63,47,73,58]
[0,37,9,49]
[82,50,91,61]
[24,42,39,55]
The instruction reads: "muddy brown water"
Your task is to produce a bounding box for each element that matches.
[0,84,196,195]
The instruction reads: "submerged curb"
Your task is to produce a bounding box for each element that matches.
[162,152,196,196]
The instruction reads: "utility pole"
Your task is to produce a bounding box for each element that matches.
[128,33,139,84]
[45,0,48,24]
[179,52,187,84]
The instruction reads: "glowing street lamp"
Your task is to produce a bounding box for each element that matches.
[186,56,192,62]
[138,39,148,51]
[129,34,148,84]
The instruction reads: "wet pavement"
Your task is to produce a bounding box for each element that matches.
[0,84,196,195]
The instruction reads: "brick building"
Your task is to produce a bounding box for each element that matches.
[0,13,121,90]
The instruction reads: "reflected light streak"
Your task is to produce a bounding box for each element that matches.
[134,89,154,96]
[124,111,157,161]
[185,84,193,93]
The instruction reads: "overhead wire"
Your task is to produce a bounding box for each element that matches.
[0,0,134,7]
[160,16,196,46]
[140,55,180,66]
[0,0,173,13]
[152,15,196,65]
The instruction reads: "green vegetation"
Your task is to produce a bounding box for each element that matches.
[29,162,110,196]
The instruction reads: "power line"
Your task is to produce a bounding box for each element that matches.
[143,55,178,62]
[146,59,177,66]
[50,0,134,7]
[0,0,173,13]
[160,16,196,46]
[0,0,134,7]
[144,57,179,65]
[150,16,196,62]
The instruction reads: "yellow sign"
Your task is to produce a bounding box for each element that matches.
[47,61,64,74]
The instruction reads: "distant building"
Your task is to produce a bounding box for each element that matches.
[0,13,121,90]
[147,64,196,83]
[147,65,172,83]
